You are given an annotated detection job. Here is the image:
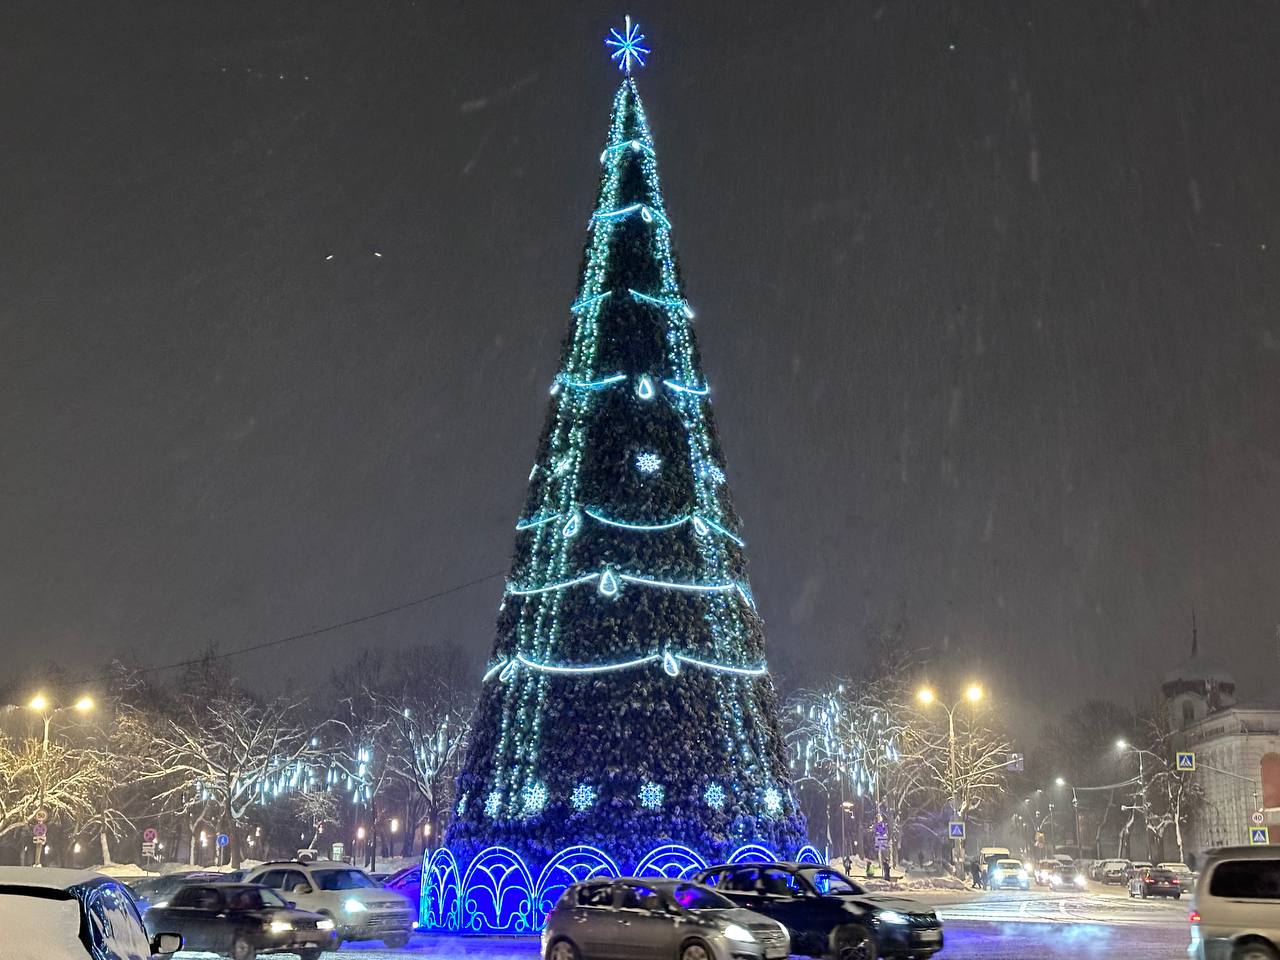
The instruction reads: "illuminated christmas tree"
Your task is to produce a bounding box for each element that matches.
[447,17,806,868]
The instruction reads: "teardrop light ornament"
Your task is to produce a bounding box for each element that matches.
[598,569,619,598]
[640,206,654,223]
[636,375,654,400]
[563,510,582,539]
[499,660,517,683]
[662,651,680,677]
[692,516,709,537]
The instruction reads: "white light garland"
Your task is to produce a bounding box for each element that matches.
[558,372,626,391]
[482,650,769,682]
[662,378,709,396]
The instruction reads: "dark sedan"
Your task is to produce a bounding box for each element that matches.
[128,871,224,910]
[142,882,336,960]
[694,861,943,959]
[1127,867,1182,899]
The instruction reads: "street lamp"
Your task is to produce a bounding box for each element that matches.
[1054,777,1082,855]
[16,693,96,866]
[916,683,986,873]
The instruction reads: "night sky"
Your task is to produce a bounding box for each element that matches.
[4,1,1279,721]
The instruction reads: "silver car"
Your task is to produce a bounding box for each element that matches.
[542,877,790,960]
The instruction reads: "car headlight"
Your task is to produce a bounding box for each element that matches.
[152,900,169,909]
[723,923,756,943]
[344,898,368,913]
[268,920,294,933]
[1017,870,1028,881]
[1075,875,1087,888]
[992,869,1004,881]
[878,910,909,924]
[317,918,335,931]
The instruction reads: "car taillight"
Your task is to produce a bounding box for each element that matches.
[1171,878,1179,884]
[1189,910,1200,925]
[1144,877,1154,883]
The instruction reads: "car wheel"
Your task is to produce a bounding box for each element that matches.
[1233,943,1280,960]
[1140,887,1147,899]
[382,933,410,949]
[548,939,580,960]
[298,951,322,960]
[680,940,713,960]
[833,924,877,960]
[1174,893,1181,900]
[230,934,258,960]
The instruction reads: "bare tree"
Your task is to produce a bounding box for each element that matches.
[140,691,324,868]
[0,737,113,847]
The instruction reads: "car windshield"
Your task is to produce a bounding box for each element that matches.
[228,887,289,909]
[798,868,862,895]
[312,869,376,890]
[671,884,734,910]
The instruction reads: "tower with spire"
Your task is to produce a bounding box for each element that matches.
[444,18,805,878]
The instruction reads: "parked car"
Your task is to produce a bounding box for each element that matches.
[543,877,789,960]
[1099,859,1133,885]
[694,861,943,959]
[0,867,181,960]
[988,859,1032,891]
[143,882,335,960]
[1049,864,1088,891]
[1127,860,1154,880]
[242,860,413,948]
[128,871,224,910]
[1034,860,1059,886]
[1189,846,1280,960]
[382,863,421,911]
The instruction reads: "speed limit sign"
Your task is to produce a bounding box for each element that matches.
[1253,811,1266,826]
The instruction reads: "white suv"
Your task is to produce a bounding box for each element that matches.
[243,861,413,949]
[1190,847,1280,960]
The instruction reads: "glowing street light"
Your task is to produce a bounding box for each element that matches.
[28,694,49,712]
[356,826,366,841]
[916,682,989,873]
[390,818,400,834]
[74,696,94,712]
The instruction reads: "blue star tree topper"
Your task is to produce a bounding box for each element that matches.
[606,15,650,73]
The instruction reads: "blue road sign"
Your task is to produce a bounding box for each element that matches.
[216,833,229,848]
[1176,751,1196,771]
[1251,826,1270,846]
[949,821,966,840]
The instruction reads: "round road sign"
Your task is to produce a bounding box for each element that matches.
[216,833,229,848]
[34,809,48,824]
[1253,810,1266,825]
[143,827,158,843]
[32,823,47,839]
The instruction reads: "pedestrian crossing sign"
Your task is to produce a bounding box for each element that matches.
[1251,827,1270,846]
[1176,751,1196,771]
[949,821,966,840]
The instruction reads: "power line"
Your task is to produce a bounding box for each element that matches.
[59,568,506,689]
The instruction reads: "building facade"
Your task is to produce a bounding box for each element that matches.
[1165,646,1280,858]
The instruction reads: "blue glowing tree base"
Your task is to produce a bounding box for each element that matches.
[420,840,826,935]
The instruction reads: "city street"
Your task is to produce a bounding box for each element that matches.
[173,885,1194,959]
